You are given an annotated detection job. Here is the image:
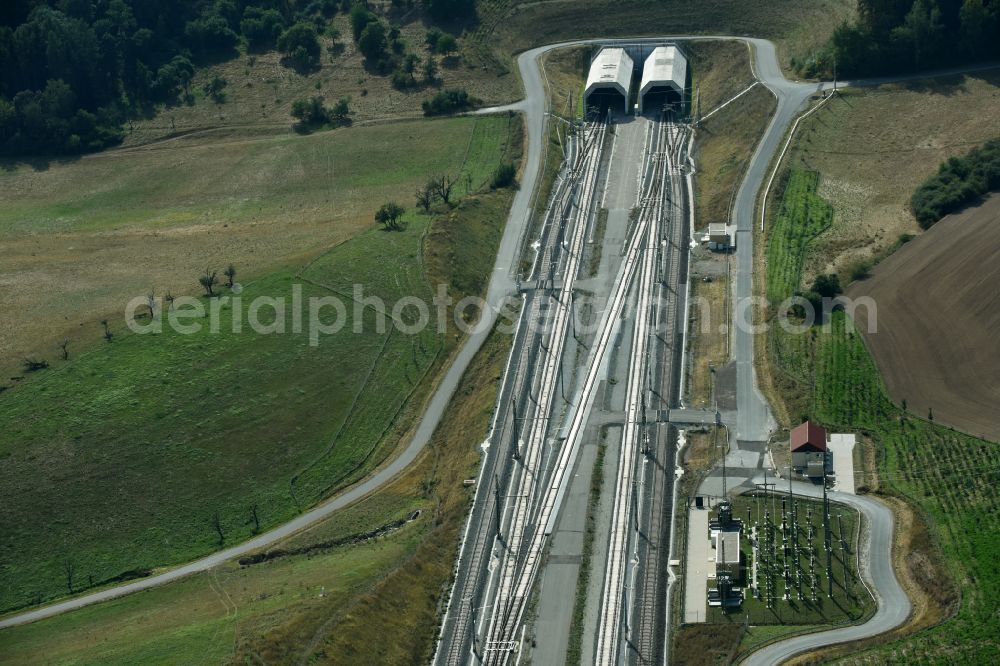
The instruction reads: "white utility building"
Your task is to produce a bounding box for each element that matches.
[584,47,634,114]
[639,45,687,114]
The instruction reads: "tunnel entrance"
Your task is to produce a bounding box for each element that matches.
[641,86,683,116]
[585,88,629,116]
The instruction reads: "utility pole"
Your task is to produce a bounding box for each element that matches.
[494,474,503,540]
[824,476,833,598]
[694,84,700,126]
[560,353,570,404]
[838,513,849,594]
[632,479,640,532]
[570,290,579,343]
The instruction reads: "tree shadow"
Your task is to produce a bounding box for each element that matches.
[191,46,241,68]
[899,73,967,97]
[0,152,83,172]
[292,118,353,135]
[279,55,323,76]
[420,9,480,36]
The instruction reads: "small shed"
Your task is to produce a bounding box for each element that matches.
[791,421,827,477]
[708,223,731,251]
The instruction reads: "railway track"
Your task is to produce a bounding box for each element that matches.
[594,115,670,664]
[484,119,607,660]
[436,119,608,666]
[481,128,666,666]
[630,117,690,666]
[439,110,692,665]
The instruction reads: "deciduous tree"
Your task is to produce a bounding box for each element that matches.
[429,174,455,205]
[199,269,218,297]
[376,202,406,230]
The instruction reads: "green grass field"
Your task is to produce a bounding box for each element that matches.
[764,170,833,304]
[0,116,512,379]
[0,114,520,615]
[0,310,513,665]
[763,169,1000,663]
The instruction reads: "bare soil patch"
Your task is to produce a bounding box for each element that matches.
[849,195,1000,442]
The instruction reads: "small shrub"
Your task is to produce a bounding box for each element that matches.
[492,163,517,189]
[22,358,49,373]
[811,273,842,298]
[848,259,872,282]
[436,33,458,56]
[202,76,228,103]
[290,95,350,130]
[425,28,442,50]
[391,69,415,90]
[422,88,477,116]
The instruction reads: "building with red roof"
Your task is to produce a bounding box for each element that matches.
[791,421,827,478]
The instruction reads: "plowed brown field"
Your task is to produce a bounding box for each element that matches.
[849,195,1000,442]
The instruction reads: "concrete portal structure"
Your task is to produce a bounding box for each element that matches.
[585,47,634,114]
[639,45,687,114]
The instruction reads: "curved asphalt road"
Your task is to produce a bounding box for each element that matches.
[7,35,981,640]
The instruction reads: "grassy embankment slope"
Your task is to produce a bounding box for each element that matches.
[0,117,509,376]
[0,113,521,614]
[0,321,514,665]
[689,40,778,229]
[758,71,1000,663]
[684,40,776,409]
